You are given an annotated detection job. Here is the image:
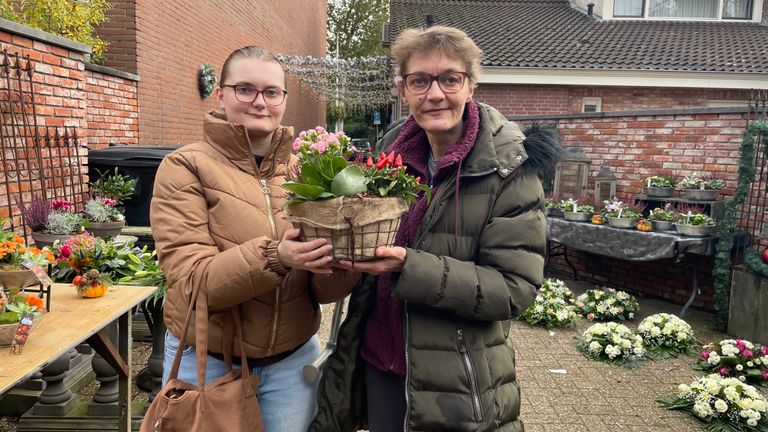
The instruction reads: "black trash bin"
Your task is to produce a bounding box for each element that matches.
[88,146,181,226]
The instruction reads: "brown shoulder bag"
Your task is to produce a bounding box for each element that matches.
[140,282,263,432]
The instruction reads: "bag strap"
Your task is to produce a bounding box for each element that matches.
[194,282,209,387]
[167,283,201,381]
[222,306,254,397]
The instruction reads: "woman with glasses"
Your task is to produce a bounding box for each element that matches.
[150,46,359,432]
[311,26,563,432]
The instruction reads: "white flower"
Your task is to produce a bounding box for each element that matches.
[714,399,729,413]
[739,376,747,382]
[628,313,634,319]
[747,419,758,427]
[650,327,661,337]
[705,381,722,395]
[736,364,744,371]
[708,353,721,365]
[589,341,602,353]
[633,346,645,356]
[678,384,691,394]
[747,361,754,367]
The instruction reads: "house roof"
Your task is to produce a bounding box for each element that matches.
[390,0,768,74]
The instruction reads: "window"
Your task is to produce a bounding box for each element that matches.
[583,97,602,113]
[614,0,753,18]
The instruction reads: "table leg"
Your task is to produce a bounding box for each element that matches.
[680,255,700,318]
[119,311,132,432]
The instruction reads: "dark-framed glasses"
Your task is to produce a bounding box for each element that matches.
[400,71,470,95]
[221,84,287,106]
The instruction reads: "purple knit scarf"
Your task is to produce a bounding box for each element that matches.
[360,101,480,375]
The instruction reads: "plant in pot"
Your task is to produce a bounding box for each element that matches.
[559,197,595,222]
[83,197,125,239]
[677,172,725,201]
[53,233,117,298]
[642,174,677,198]
[18,196,85,249]
[0,218,55,292]
[544,194,559,216]
[0,288,46,346]
[89,167,137,211]
[601,197,645,228]
[675,206,717,237]
[647,203,679,231]
[283,127,427,261]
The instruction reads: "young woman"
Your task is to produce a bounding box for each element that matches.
[150,46,359,432]
[311,27,563,432]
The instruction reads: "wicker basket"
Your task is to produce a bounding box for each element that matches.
[0,313,44,346]
[0,268,39,291]
[285,196,409,261]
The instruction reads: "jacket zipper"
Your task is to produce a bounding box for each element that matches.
[261,178,280,355]
[457,329,484,422]
[403,303,411,432]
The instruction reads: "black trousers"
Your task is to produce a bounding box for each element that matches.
[365,361,407,432]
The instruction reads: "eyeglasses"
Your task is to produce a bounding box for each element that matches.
[221,84,287,106]
[400,71,470,95]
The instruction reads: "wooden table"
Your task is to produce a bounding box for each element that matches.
[0,283,157,432]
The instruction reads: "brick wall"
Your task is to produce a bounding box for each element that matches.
[99,0,327,146]
[85,68,139,148]
[474,84,752,115]
[96,0,137,74]
[521,109,749,310]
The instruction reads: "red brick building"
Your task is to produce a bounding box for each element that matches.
[98,0,327,146]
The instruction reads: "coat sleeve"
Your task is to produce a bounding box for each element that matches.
[150,152,287,311]
[392,170,544,321]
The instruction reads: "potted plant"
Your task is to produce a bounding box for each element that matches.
[675,209,717,237]
[89,167,137,211]
[283,127,427,261]
[677,172,725,201]
[647,204,679,231]
[642,174,677,198]
[601,197,645,228]
[559,197,595,222]
[18,196,85,248]
[544,195,559,216]
[0,288,46,346]
[83,197,125,239]
[0,218,55,291]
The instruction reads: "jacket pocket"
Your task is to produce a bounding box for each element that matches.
[457,329,484,423]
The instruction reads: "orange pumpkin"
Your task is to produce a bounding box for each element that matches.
[79,284,108,298]
[636,219,653,232]
[591,214,604,225]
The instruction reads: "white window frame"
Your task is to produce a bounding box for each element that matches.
[608,0,762,21]
[582,97,602,113]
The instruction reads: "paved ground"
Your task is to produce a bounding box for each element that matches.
[1,273,764,431]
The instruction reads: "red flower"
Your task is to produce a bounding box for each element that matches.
[366,156,374,168]
[59,245,71,258]
[718,367,729,376]
[700,351,710,360]
[387,151,395,166]
[394,154,403,167]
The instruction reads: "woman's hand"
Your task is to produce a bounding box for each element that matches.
[277,228,334,274]
[334,246,406,275]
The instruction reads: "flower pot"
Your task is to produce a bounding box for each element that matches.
[0,268,38,291]
[675,224,717,237]
[30,231,72,249]
[643,186,674,198]
[606,216,638,229]
[683,189,719,201]
[86,220,125,239]
[285,196,409,261]
[563,211,592,222]
[0,313,44,346]
[651,220,674,231]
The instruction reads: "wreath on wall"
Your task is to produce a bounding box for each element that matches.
[712,118,768,331]
[198,64,217,99]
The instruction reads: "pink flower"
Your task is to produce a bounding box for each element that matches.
[762,370,768,380]
[586,313,595,321]
[51,199,72,211]
[59,245,71,258]
[293,139,302,151]
[299,131,307,138]
[316,142,327,154]
[700,351,710,360]
[736,341,746,351]
[101,198,117,207]
[740,349,753,359]
[761,346,768,356]
[718,367,729,376]
[315,126,325,132]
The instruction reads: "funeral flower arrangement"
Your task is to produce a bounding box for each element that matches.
[659,374,768,431]
[559,197,595,214]
[678,173,726,191]
[573,322,646,367]
[648,204,680,222]
[644,174,678,188]
[636,313,698,359]
[698,339,768,386]
[521,278,579,329]
[573,287,639,321]
[601,197,645,219]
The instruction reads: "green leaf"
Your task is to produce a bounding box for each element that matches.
[282,182,333,200]
[331,165,368,196]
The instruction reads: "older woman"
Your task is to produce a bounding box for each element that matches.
[310,26,563,432]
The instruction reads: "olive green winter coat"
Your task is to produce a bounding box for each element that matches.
[310,103,556,432]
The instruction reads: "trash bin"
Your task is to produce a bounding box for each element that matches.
[88,145,181,226]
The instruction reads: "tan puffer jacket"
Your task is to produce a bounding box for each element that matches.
[151,111,359,358]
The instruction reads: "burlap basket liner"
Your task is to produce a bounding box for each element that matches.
[0,268,39,291]
[285,196,409,261]
[0,313,45,346]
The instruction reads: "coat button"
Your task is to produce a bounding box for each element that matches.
[515,155,523,160]
[500,168,509,174]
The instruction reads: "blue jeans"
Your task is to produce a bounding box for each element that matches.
[163,330,321,432]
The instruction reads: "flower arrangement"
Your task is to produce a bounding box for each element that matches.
[636,313,698,359]
[678,173,726,191]
[573,287,639,321]
[0,290,45,325]
[697,339,768,386]
[644,175,678,188]
[0,218,55,272]
[677,209,717,227]
[659,374,768,431]
[601,197,645,219]
[544,195,557,210]
[54,233,139,282]
[83,197,124,223]
[72,269,110,298]
[648,204,679,222]
[559,197,595,214]
[18,195,84,235]
[283,127,426,205]
[89,167,137,205]
[572,322,646,367]
[521,278,579,328]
